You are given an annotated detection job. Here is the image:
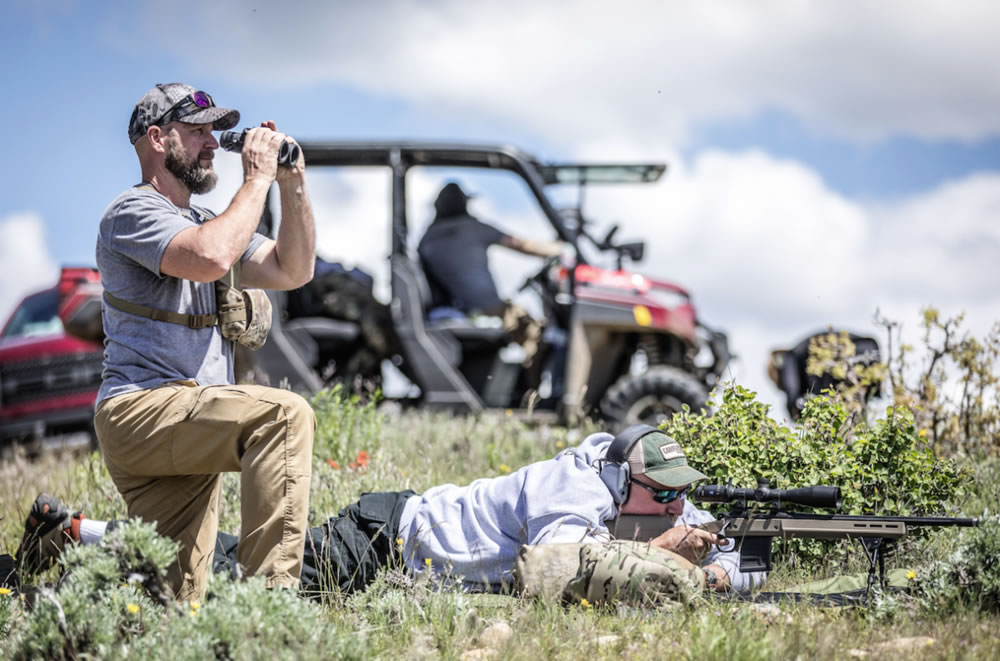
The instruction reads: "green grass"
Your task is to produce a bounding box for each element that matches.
[1,390,998,660]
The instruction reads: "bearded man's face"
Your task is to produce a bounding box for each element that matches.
[164,132,218,195]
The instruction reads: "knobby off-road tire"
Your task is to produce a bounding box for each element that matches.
[600,365,709,428]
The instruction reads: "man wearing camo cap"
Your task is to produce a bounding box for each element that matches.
[89,82,317,601]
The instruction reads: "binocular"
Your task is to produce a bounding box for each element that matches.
[219,129,301,167]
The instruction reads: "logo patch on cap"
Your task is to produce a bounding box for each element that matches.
[658,442,686,462]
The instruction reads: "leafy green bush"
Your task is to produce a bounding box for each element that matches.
[129,573,360,661]
[912,513,1000,615]
[662,384,969,565]
[9,520,360,660]
[12,522,176,660]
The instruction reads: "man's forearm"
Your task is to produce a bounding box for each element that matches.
[274,176,316,286]
[163,177,271,282]
[503,236,564,258]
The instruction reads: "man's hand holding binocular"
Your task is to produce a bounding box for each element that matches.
[228,121,304,187]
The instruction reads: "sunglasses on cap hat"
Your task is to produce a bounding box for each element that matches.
[155,91,215,127]
[632,480,690,504]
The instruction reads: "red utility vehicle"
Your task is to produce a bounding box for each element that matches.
[0,267,103,451]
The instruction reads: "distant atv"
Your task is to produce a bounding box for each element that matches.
[248,142,729,427]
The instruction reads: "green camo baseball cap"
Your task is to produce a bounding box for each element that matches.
[626,431,707,487]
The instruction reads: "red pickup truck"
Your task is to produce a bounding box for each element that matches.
[0,267,104,451]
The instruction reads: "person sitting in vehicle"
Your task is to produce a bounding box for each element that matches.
[768,329,882,420]
[14,425,761,599]
[417,181,564,365]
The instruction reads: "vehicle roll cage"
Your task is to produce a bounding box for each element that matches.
[297,141,665,260]
[256,141,671,414]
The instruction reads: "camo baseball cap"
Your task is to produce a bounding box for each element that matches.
[626,431,707,487]
[128,83,239,144]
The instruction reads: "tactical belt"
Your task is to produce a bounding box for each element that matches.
[103,259,241,330]
[103,291,220,329]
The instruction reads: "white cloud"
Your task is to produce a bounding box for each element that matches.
[0,213,60,327]
[129,0,1000,145]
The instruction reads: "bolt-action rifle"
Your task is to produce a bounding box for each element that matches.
[692,479,979,595]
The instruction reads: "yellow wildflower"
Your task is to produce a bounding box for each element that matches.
[906,570,917,580]
[499,464,511,474]
[190,600,201,611]
[580,598,592,609]
[505,409,513,417]
[556,441,566,449]
[127,603,141,615]
[424,557,433,569]
[0,587,11,596]
[396,537,404,547]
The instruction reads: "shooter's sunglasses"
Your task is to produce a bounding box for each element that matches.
[632,481,690,504]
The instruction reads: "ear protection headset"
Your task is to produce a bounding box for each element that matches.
[599,423,660,505]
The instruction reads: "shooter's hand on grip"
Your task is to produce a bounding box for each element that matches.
[650,524,726,564]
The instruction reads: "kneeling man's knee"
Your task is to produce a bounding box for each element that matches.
[271,389,315,469]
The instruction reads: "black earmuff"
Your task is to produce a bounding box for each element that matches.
[599,423,659,505]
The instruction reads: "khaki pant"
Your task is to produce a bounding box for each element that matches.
[94,381,314,602]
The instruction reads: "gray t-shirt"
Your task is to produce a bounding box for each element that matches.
[417,215,509,313]
[96,186,268,403]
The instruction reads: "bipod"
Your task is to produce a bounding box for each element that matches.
[858,536,894,602]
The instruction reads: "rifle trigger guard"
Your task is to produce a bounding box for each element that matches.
[701,520,728,538]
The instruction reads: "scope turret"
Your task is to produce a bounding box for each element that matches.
[693,479,841,510]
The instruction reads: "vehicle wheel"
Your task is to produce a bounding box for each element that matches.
[600,366,709,428]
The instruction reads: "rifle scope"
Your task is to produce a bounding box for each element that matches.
[220,129,301,167]
[693,479,841,510]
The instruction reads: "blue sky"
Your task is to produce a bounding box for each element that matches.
[689,109,1000,199]
[2,1,998,413]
